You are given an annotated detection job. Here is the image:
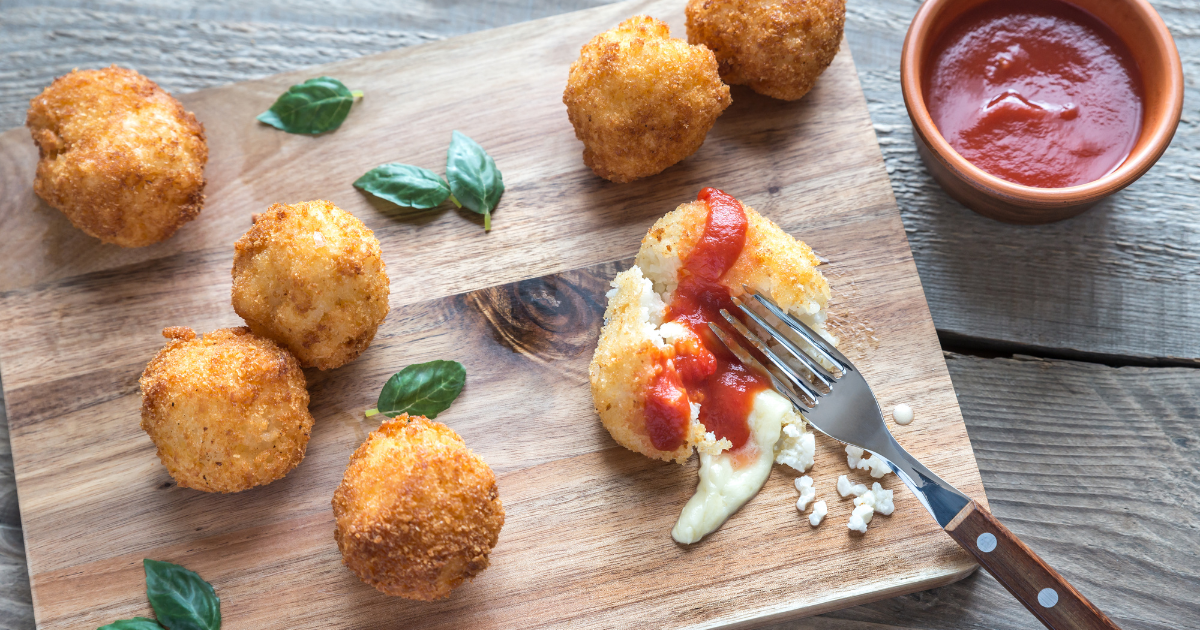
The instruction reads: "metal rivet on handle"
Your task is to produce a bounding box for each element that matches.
[1038,588,1059,608]
[976,532,997,553]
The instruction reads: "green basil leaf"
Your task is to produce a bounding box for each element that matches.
[257,76,360,135]
[144,559,221,630]
[353,164,452,210]
[377,360,466,419]
[445,131,504,231]
[98,619,165,630]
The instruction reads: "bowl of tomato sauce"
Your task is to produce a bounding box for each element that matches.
[900,0,1183,224]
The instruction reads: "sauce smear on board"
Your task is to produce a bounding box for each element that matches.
[643,188,767,453]
[924,0,1143,188]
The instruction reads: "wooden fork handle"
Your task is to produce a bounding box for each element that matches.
[945,500,1120,629]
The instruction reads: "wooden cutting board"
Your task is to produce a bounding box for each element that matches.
[0,0,987,627]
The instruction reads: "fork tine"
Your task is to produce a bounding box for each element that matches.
[745,290,847,372]
[729,295,836,387]
[717,309,825,403]
[707,323,815,411]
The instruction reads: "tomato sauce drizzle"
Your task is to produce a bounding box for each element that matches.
[643,188,769,453]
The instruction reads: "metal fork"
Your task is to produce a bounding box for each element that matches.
[708,290,1120,630]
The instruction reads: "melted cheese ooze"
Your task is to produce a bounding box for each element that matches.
[671,389,792,544]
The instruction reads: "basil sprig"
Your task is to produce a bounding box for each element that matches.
[144,559,221,630]
[97,560,220,630]
[257,76,363,134]
[353,131,503,231]
[365,360,466,420]
[446,131,504,231]
[98,619,165,630]
[353,164,460,210]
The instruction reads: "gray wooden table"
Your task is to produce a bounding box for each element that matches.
[1,1,1197,628]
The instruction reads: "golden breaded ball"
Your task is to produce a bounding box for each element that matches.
[563,15,732,183]
[232,200,390,370]
[333,414,504,600]
[25,65,207,247]
[686,0,846,101]
[139,327,313,493]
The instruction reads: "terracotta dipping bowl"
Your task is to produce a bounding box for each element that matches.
[900,0,1184,224]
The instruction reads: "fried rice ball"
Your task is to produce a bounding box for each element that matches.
[25,65,207,247]
[589,193,833,463]
[563,15,732,183]
[139,326,313,493]
[686,0,846,101]
[232,200,390,370]
[333,414,504,600]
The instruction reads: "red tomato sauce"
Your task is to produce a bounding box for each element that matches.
[643,188,768,453]
[924,0,1143,188]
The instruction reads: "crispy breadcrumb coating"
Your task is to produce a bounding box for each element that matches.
[589,194,831,464]
[232,200,390,370]
[637,199,831,314]
[686,0,845,101]
[333,414,504,600]
[139,327,313,493]
[563,15,731,183]
[26,65,207,247]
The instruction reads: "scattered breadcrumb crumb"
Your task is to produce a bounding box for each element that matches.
[864,482,895,516]
[794,475,816,511]
[845,444,890,478]
[837,474,867,498]
[848,503,873,533]
[809,500,827,526]
[846,445,864,468]
[841,479,894,533]
[859,454,890,478]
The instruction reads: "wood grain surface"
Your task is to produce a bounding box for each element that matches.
[1,1,1197,629]
[899,354,1200,630]
[0,0,988,628]
[1,0,1197,360]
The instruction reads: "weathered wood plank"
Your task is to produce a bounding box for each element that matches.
[0,0,616,132]
[776,353,1200,630]
[0,386,33,630]
[0,240,981,629]
[0,1,986,627]
[2,330,1198,630]
[2,0,1198,360]
[9,349,1197,629]
[1,1,1198,629]
[0,25,892,299]
[844,0,1200,361]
